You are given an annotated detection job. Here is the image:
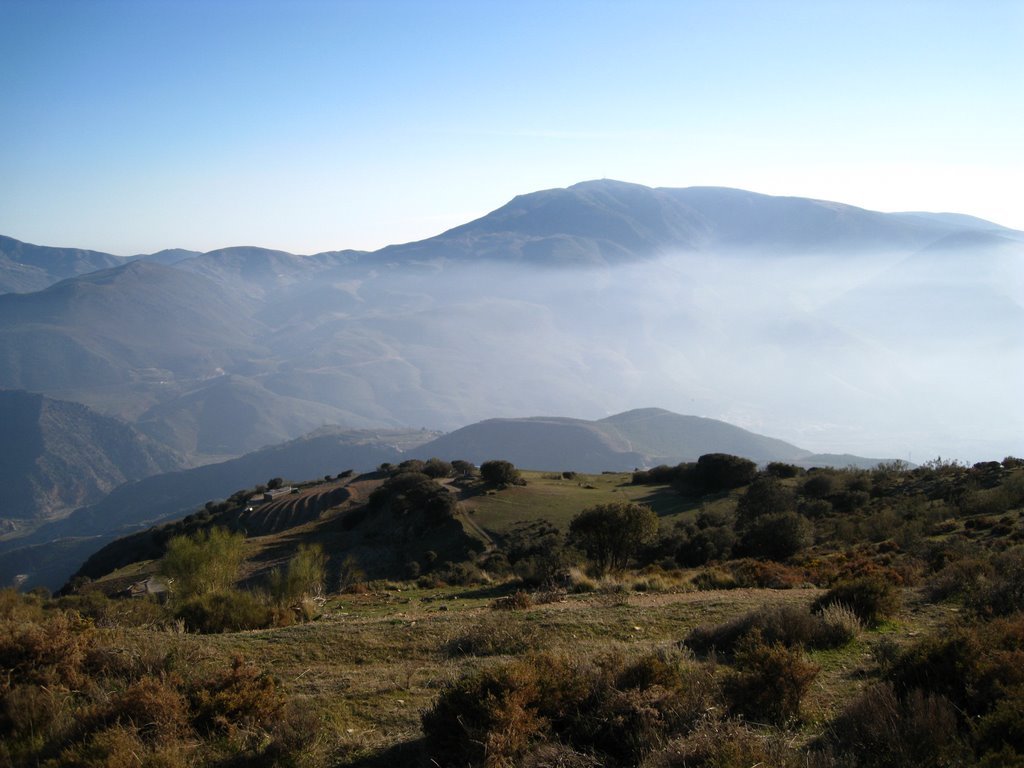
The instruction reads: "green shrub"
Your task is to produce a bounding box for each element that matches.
[738,511,813,560]
[174,589,274,633]
[812,575,900,626]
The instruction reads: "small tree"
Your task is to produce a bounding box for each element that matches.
[160,527,246,598]
[569,502,659,574]
[480,460,523,488]
[269,544,327,606]
[423,458,453,479]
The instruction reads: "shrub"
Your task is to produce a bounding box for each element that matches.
[492,590,533,611]
[690,454,757,494]
[824,683,966,767]
[685,603,853,657]
[446,620,542,657]
[421,650,719,767]
[723,633,819,725]
[174,589,274,633]
[648,719,804,768]
[268,543,326,609]
[766,462,803,479]
[812,575,900,626]
[161,527,246,598]
[738,511,813,560]
[190,655,284,737]
[727,558,807,589]
[480,460,524,487]
[675,524,736,567]
[423,458,454,478]
[966,548,1024,616]
[736,475,797,525]
[801,472,838,499]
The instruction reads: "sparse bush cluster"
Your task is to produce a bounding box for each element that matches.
[422,649,719,767]
[0,593,318,767]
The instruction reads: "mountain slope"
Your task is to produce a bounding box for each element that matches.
[0,235,125,294]
[412,408,877,473]
[376,180,1002,266]
[0,427,437,590]
[0,390,185,526]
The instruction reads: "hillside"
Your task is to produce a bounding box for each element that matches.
[0,390,184,527]
[0,235,125,294]
[0,427,436,590]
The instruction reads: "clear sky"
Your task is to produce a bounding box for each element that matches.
[1,0,1021,255]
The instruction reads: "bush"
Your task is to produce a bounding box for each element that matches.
[648,719,804,768]
[766,462,802,479]
[736,475,797,524]
[174,589,274,633]
[685,604,855,657]
[421,650,719,767]
[161,527,246,599]
[423,457,454,478]
[738,511,813,561]
[480,460,524,487]
[690,454,758,494]
[675,523,736,567]
[812,575,900,626]
[723,632,819,725]
[824,683,966,767]
[446,619,542,657]
[491,590,533,611]
[727,558,807,589]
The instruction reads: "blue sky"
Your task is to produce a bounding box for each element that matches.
[2,0,1021,255]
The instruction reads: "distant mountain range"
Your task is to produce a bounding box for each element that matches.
[1,179,1020,469]
[411,408,881,472]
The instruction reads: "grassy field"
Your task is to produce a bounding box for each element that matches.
[460,470,705,534]
[111,580,951,766]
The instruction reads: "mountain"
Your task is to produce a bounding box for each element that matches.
[0,181,1020,465]
[0,235,125,294]
[376,180,1005,266]
[412,408,884,473]
[0,390,184,527]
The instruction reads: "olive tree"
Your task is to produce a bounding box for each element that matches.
[569,502,659,574]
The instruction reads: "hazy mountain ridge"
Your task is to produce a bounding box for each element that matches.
[0,181,1020,467]
[0,390,185,526]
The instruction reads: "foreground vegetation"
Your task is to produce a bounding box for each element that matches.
[3,455,1024,766]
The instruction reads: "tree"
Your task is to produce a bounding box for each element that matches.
[423,458,453,479]
[451,460,477,477]
[268,543,327,606]
[736,474,797,525]
[692,453,758,493]
[480,460,523,487]
[569,502,658,574]
[160,527,246,598]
